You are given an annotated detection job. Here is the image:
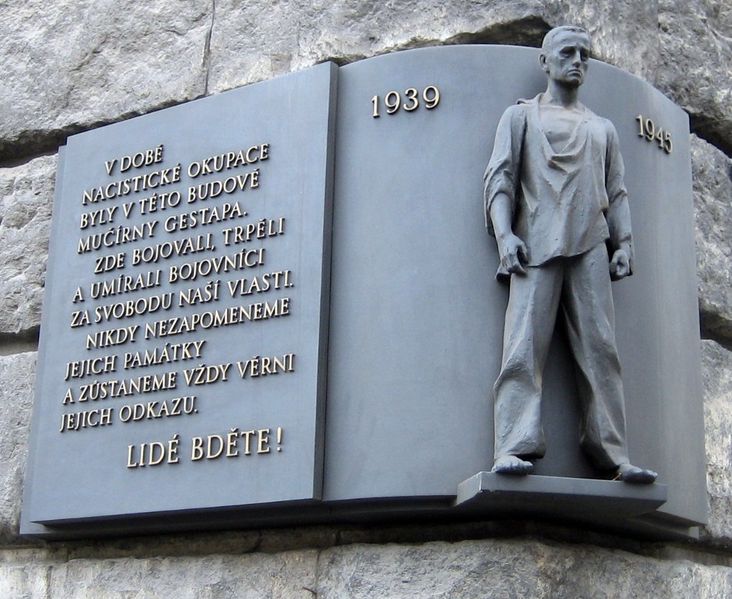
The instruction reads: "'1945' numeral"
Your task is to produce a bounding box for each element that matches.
[371,86,440,118]
[635,115,672,154]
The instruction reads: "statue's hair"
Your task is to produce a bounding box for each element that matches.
[541,25,590,52]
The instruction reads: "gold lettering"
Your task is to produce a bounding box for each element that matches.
[59,407,114,433]
[191,437,204,461]
[257,429,271,454]
[65,355,117,380]
[86,324,139,349]
[127,433,180,468]
[186,144,270,179]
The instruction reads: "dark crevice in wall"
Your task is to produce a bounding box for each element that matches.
[0,130,69,168]
[0,149,58,170]
[0,327,40,356]
[303,548,322,597]
[443,16,550,47]
[0,98,201,167]
[645,541,732,567]
[3,519,732,569]
[202,0,216,96]
[690,115,732,160]
[323,16,550,67]
[43,566,52,599]
[700,313,732,352]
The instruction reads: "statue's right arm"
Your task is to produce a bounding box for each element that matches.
[484,105,528,275]
[490,193,527,275]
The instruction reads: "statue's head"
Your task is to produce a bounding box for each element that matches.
[539,26,591,88]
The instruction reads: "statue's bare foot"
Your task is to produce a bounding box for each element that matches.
[491,455,533,475]
[616,463,657,484]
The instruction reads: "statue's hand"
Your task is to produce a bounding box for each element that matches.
[497,233,528,276]
[609,248,631,280]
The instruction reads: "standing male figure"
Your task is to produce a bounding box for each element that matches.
[484,25,656,483]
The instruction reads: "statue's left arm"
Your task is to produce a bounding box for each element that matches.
[605,122,633,280]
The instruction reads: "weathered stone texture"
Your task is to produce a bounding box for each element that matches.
[3,540,731,598]
[0,0,211,160]
[207,1,663,93]
[692,135,732,345]
[658,0,732,152]
[317,540,732,598]
[207,0,540,92]
[0,352,36,544]
[317,540,550,597]
[0,2,729,161]
[204,1,730,150]
[0,549,51,599]
[63,530,261,561]
[701,340,732,546]
[229,0,730,156]
[0,156,55,336]
[0,549,318,599]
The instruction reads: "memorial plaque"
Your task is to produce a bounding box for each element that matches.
[21,62,336,531]
[22,45,707,539]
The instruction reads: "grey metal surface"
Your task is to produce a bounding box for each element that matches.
[22,45,705,538]
[21,62,336,532]
[324,45,706,526]
[455,472,667,518]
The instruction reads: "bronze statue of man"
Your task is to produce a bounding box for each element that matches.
[484,25,657,483]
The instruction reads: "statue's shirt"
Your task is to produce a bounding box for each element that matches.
[484,94,632,280]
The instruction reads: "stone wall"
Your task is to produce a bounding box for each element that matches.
[1,1,730,596]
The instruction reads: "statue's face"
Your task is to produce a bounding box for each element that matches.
[541,30,591,87]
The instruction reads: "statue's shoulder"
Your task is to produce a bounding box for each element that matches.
[597,114,621,141]
[584,106,617,133]
[500,96,536,121]
[513,95,539,111]
[576,106,619,145]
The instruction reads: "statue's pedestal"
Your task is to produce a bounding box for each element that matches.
[455,472,667,520]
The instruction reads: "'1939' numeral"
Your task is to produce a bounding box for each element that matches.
[371,86,440,118]
[635,115,672,154]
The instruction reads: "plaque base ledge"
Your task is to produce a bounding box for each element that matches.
[455,472,667,519]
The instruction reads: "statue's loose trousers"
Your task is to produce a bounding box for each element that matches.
[493,242,630,470]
